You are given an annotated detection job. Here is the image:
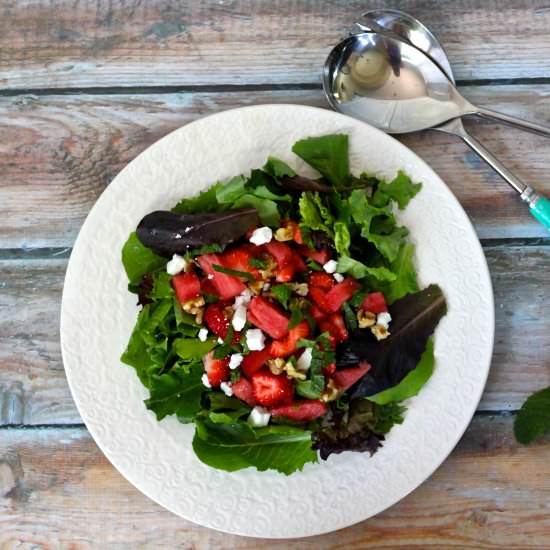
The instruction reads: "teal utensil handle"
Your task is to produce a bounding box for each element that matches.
[530,196,550,231]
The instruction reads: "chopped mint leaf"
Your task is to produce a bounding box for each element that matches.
[212,263,254,281]
[271,284,292,309]
[249,257,267,269]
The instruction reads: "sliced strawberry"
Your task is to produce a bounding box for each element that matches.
[323,362,337,376]
[204,302,231,339]
[310,302,328,322]
[270,321,310,358]
[325,278,362,313]
[241,348,271,378]
[197,253,245,300]
[221,247,260,279]
[301,246,331,266]
[319,312,349,343]
[274,265,294,283]
[247,296,289,339]
[265,240,293,268]
[293,225,304,245]
[232,377,256,406]
[172,271,200,304]
[200,276,217,296]
[309,286,331,312]
[308,272,335,290]
[271,400,327,421]
[332,362,371,391]
[251,369,294,407]
[203,351,230,387]
[361,292,388,314]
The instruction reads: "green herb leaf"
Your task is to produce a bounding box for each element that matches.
[122,232,166,285]
[212,263,254,281]
[173,338,216,360]
[288,304,304,329]
[292,134,350,186]
[514,386,550,444]
[150,272,174,300]
[368,338,435,404]
[249,257,267,269]
[342,302,358,331]
[306,258,322,271]
[271,284,292,309]
[337,255,396,282]
[214,325,235,359]
[184,243,223,260]
[192,420,317,474]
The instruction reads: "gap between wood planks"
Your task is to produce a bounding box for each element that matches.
[2,77,550,98]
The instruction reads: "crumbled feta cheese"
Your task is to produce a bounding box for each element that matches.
[232,305,248,331]
[198,328,209,342]
[166,254,188,275]
[377,311,392,329]
[207,273,214,280]
[263,282,271,291]
[217,337,224,345]
[333,272,345,283]
[296,347,313,371]
[220,381,233,396]
[323,259,338,274]
[246,328,266,351]
[249,226,273,246]
[229,353,243,370]
[234,288,253,308]
[248,406,271,427]
[201,373,211,388]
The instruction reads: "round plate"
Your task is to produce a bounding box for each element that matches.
[61,105,494,538]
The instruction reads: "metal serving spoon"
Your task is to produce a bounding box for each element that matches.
[322,19,550,230]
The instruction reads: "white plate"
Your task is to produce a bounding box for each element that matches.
[61,105,494,538]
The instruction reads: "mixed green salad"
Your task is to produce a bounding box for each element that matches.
[121,134,447,474]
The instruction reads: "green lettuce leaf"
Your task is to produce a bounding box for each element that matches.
[150,272,174,300]
[232,194,280,226]
[377,243,419,304]
[145,363,204,423]
[514,386,550,444]
[372,170,422,209]
[122,232,166,284]
[292,134,350,186]
[298,192,334,237]
[337,255,396,282]
[263,157,297,178]
[215,175,247,204]
[368,338,435,404]
[172,182,223,214]
[173,337,216,360]
[334,221,351,256]
[192,420,317,474]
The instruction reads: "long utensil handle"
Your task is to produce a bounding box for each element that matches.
[459,129,550,231]
[475,107,550,139]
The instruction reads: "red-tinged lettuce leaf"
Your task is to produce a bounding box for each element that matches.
[337,284,447,398]
[136,208,259,256]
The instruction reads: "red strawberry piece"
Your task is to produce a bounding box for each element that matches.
[200,276,217,296]
[221,247,260,279]
[274,264,295,283]
[247,296,289,339]
[309,286,331,312]
[251,369,294,407]
[332,362,371,391]
[319,312,348,343]
[361,292,388,314]
[197,253,245,300]
[308,271,335,290]
[241,348,271,378]
[203,351,230,387]
[265,240,293,268]
[293,225,304,245]
[270,320,310,358]
[291,250,307,272]
[310,302,328,322]
[301,246,331,266]
[232,377,256,406]
[325,278,362,313]
[172,271,200,304]
[323,362,337,376]
[204,302,231,339]
[271,400,327,421]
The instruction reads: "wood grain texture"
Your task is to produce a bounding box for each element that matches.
[2,85,550,249]
[1,245,548,426]
[1,416,549,548]
[1,0,550,90]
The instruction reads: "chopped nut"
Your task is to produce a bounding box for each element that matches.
[248,279,265,295]
[259,257,277,279]
[283,361,307,381]
[371,324,390,341]
[321,379,342,402]
[357,309,376,328]
[182,295,205,313]
[290,282,309,297]
[268,358,286,375]
[274,226,294,242]
[195,308,204,325]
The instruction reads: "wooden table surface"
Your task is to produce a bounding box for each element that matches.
[1,1,549,547]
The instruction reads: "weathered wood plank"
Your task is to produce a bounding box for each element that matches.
[1,417,549,547]
[1,245,548,425]
[1,85,550,249]
[1,0,550,90]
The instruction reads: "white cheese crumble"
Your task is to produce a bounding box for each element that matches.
[220,381,233,397]
[201,373,211,388]
[246,328,266,351]
[323,259,338,274]
[198,328,209,342]
[377,311,392,329]
[296,347,313,371]
[232,305,248,331]
[249,226,273,246]
[229,353,243,370]
[248,406,271,427]
[217,337,224,345]
[333,272,345,283]
[166,254,188,275]
[263,282,271,291]
[234,288,253,308]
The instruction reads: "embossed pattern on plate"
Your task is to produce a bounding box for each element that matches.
[60,105,494,538]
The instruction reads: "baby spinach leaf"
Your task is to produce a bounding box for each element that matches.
[514,386,550,444]
[122,232,166,284]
